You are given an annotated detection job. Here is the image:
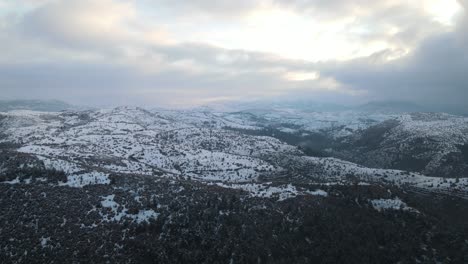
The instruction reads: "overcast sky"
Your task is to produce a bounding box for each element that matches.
[0,0,467,110]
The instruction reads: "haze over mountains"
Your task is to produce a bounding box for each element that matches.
[0,99,74,112]
[2,98,466,116]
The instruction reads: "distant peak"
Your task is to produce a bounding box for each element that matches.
[0,99,74,112]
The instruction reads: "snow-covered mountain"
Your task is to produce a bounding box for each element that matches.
[213,108,468,179]
[1,107,466,196]
[1,106,468,263]
[0,99,75,112]
[334,112,468,178]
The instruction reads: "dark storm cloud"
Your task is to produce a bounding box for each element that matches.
[315,3,468,113]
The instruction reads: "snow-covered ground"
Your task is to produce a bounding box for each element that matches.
[223,108,399,138]
[214,182,327,201]
[370,198,419,213]
[99,194,159,224]
[298,156,468,194]
[1,107,467,200]
[0,107,298,186]
[60,172,110,188]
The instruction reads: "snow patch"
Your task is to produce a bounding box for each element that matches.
[40,237,51,248]
[1,177,20,184]
[306,189,328,197]
[370,198,418,213]
[100,194,159,224]
[60,171,110,188]
[215,183,330,201]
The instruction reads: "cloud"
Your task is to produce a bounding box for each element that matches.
[458,0,468,44]
[320,27,468,112]
[20,0,140,51]
[0,0,467,113]
[153,0,258,18]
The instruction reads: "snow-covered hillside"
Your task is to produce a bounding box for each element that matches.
[1,106,468,263]
[0,107,299,186]
[335,112,468,178]
[1,107,467,200]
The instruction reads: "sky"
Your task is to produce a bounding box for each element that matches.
[0,0,467,111]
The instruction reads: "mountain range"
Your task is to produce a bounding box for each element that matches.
[0,103,467,263]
